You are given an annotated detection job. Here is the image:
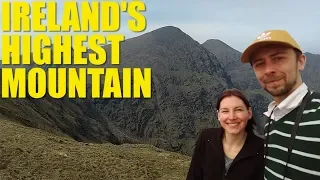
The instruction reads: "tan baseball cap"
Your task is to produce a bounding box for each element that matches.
[241,29,302,63]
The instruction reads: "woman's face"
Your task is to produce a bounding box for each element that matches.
[218,96,252,135]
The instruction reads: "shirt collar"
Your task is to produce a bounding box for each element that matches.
[263,83,308,117]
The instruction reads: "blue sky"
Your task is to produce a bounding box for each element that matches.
[1,0,319,59]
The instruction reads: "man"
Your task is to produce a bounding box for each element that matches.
[240,29,320,180]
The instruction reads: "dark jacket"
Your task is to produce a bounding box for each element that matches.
[186,128,264,180]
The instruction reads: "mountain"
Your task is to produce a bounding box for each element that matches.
[85,26,234,154]
[0,118,190,180]
[0,47,143,147]
[0,83,141,144]
[0,26,234,156]
[202,39,262,90]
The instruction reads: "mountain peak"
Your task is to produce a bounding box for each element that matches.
[203,39,225,44]
[153,25,182,32]
[144,25,193,43]
[104,25,198,52]
[202,39,238,53]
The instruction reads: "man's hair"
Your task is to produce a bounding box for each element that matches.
[294,48,303,60]
[215,88,256,134]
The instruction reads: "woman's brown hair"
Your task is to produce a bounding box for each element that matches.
[216,88,256,133]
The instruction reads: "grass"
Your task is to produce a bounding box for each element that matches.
[0,119,192,180]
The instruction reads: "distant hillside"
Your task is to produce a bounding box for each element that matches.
[302,52,320,91]
[0,119,190,180]
[202,39,262,90]
[0,71,142,145]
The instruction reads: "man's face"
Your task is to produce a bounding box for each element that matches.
[250,45,306,98]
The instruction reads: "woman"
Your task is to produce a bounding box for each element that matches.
[186,89,264,180]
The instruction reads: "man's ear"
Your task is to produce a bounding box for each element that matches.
[298,54,307,71]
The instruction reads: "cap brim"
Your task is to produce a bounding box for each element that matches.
[241,41,298,63]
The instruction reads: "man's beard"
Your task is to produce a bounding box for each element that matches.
[264,80,296,97]
[261,72,297,97]
[263,77,297,97]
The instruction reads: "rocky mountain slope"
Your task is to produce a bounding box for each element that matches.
[302,52,320,91]
[88,26,234,154]
[0,91,141,145]
[0,118,190,180]
[0,26,234,156]
[202,39,261,90]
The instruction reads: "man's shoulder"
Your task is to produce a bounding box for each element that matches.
[307,90,320,107]
[302,90,320,119]
[310,90,320,97]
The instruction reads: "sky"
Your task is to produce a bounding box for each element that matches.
[0,0,319,59]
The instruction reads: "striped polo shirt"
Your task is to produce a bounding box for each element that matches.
[263,83,320,180]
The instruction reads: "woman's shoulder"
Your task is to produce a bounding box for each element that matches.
[252,132,265,144]
[199,127,221,136]
[196,127,222,142]
[247,132,265,152]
